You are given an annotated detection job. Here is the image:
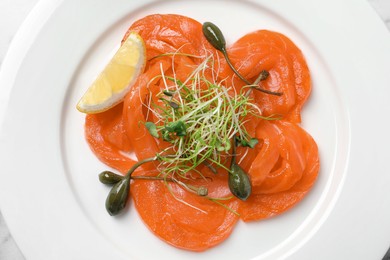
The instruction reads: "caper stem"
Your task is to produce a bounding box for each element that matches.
[222,52,250,85]
[131,175,173,181]
[243,70,269,98]
[125,156,157,177]
[223,51,282,96]
[131,176,208,196]
[202,159,217,174]
[230,136,238,167]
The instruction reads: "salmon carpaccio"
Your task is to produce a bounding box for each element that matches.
[85,14,319,251]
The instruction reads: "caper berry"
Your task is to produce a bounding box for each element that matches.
[228,164,252,201]
[99,171,124,185]
[202,22,227,52]
[105,177,130,216]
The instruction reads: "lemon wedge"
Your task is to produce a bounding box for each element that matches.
[76,31,146,114]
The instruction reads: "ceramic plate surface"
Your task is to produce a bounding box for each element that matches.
[1,0,390,259]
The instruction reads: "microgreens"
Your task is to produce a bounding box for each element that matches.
[144,54,261,179]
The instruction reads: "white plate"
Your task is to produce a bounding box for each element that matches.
[1,0,390,259]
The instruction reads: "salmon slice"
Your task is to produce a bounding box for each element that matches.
[123,14,217,60]
[122,60,166,166]
[219,30,311,123]
[85,104,135,173]
[237,121,319,221]
[243,120,281,188]
[254,120,307,194]
[131,168,240,251]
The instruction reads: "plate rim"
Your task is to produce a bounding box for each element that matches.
[1,0,390,259]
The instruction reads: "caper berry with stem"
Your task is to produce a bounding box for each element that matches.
[228,136,252,201]
[202,21,282,96]
[103,157,157,216]
[102,156,212,216]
